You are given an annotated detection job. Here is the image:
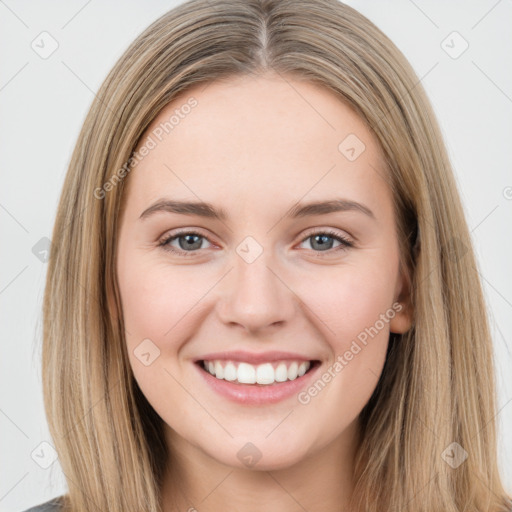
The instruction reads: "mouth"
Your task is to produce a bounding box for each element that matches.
[194,359,322,386]
[193,358,322,405]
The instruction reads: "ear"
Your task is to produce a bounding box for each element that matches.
[389,265,413,334]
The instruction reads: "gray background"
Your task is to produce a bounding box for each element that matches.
[1,1,511,510]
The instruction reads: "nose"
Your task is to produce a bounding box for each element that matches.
[216,248,296,334]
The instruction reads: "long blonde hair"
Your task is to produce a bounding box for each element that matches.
[42,1,511,510]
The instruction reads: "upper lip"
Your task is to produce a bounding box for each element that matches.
[195,350,318,365]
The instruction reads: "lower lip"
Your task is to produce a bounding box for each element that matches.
[194,361,321,405]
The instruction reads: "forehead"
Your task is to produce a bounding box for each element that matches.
[125,73,389,217]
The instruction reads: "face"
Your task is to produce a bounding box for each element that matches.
[116,72,412,471]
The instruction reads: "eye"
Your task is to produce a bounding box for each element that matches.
[158,230,212,257]
[298,229,353,254]
[158,228,354,258]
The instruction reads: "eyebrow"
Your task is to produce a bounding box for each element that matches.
[139,198,375,221]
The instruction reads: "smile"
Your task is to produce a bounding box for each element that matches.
[194,359,321,405]
[201,359,314,385]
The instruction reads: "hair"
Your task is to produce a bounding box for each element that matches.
[40,0,511,511]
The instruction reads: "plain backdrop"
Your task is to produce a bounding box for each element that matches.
[1,1,511,510]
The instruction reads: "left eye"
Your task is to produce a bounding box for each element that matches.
[298,230,353,252]
[158,229,353,257]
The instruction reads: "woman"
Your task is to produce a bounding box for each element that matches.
[25,0,511,511]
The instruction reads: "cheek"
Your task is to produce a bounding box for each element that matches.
[292,255,397,421]
[118,254,207,348]
[298,256,398,344]
[117,255,209,413]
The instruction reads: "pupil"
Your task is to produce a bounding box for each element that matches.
[313,234,332,251]
[180,234,201,250]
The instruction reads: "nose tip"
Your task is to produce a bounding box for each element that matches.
[216,248,295,333]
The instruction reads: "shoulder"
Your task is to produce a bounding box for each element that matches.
[20,495,65,512]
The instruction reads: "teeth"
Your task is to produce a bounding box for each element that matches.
[202,359,312,385]
[256,363,274,385]
[238,362,256,384]
[288,361,298,380]
[223,362,237,381]
[275,363,288,382]
[214,361,224,379]
[297,362,307,377]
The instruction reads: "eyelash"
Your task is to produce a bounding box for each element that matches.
[157,229,354,258]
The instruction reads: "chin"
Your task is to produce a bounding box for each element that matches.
[209,437,311,472]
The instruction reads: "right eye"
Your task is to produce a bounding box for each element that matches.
[158,230,213,257]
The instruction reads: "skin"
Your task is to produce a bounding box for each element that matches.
[116,72,412,512]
